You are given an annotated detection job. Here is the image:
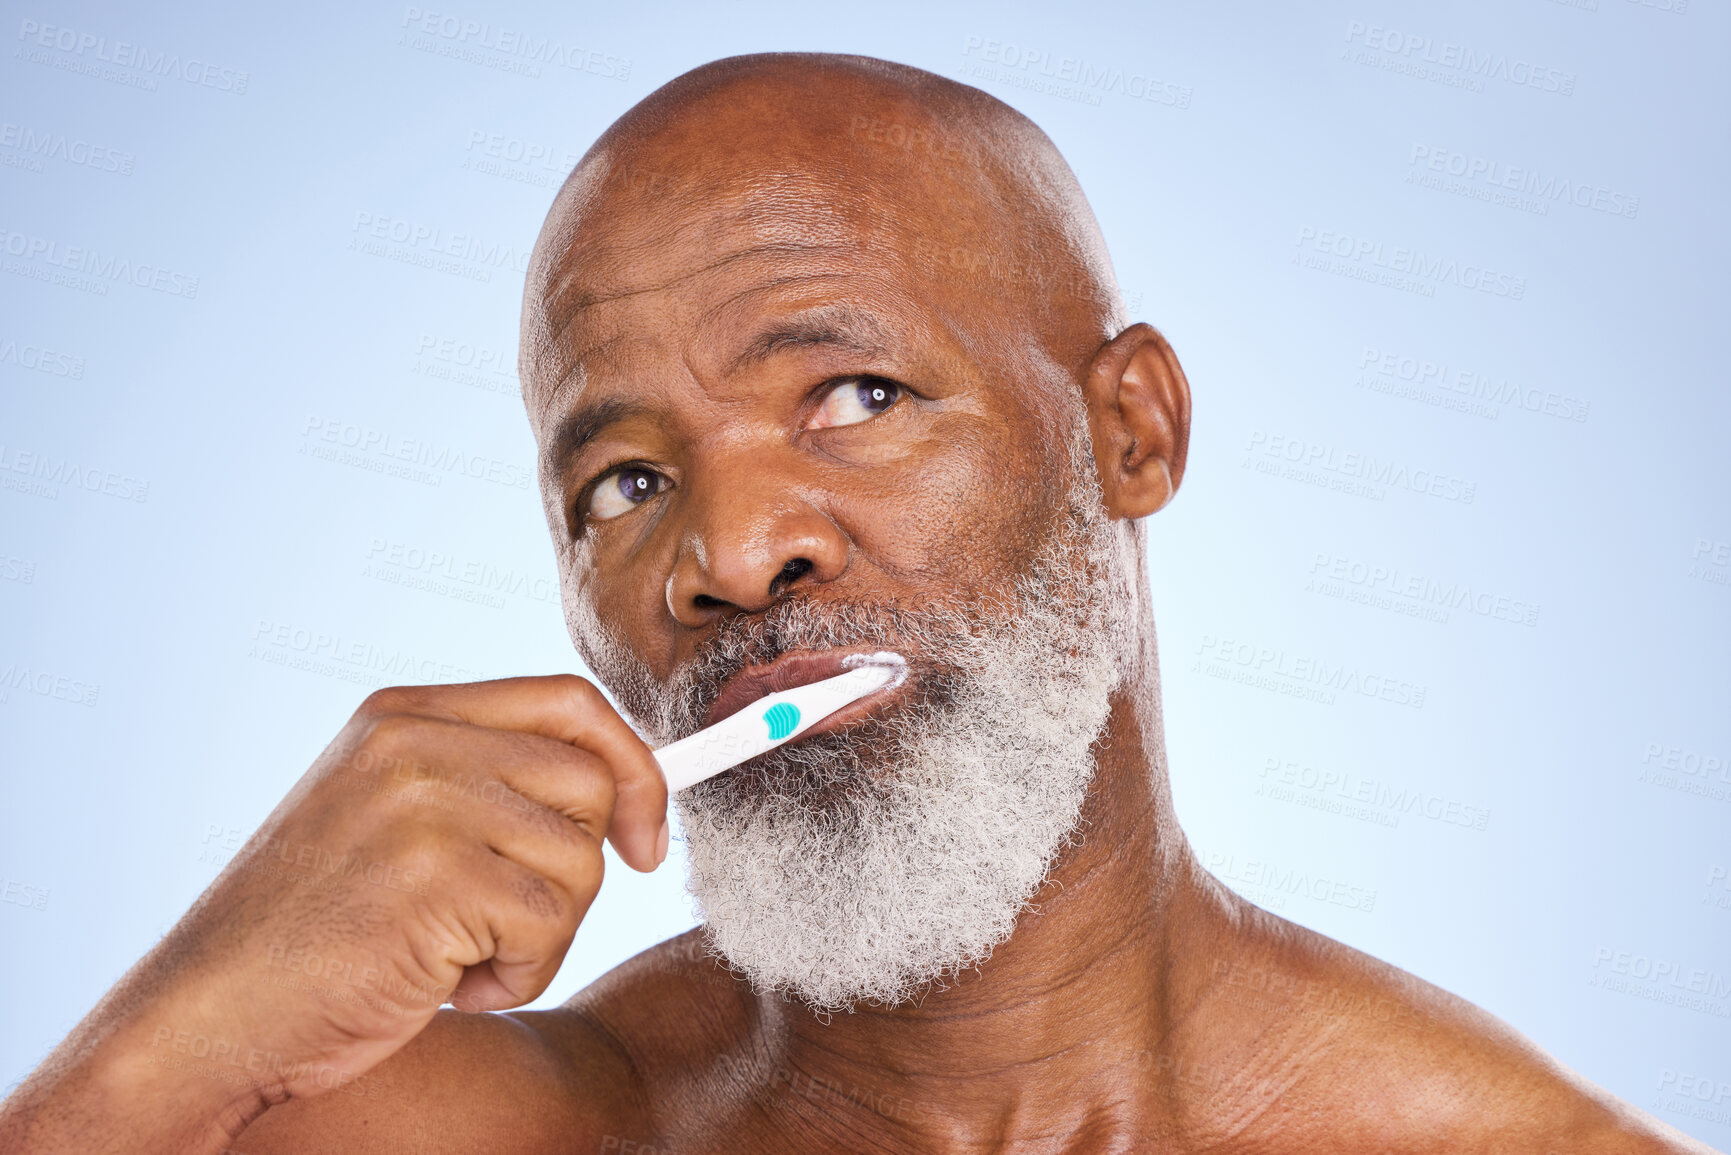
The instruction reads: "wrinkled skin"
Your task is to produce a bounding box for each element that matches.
[0,53,1714,1155]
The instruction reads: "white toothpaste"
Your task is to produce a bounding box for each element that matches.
[653,652,907,792]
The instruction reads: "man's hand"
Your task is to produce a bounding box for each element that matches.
[0,675,667,1155]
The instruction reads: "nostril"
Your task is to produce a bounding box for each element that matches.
[769,557,813,597]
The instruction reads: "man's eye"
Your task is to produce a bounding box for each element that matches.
[806,376,902,430]
[586,467,666,521]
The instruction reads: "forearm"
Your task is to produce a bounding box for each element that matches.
[0,1007,277,1155]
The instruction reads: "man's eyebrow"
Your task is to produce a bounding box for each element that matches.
[548,396,652,476]
[546,307,894,472]
[727,305,894,375]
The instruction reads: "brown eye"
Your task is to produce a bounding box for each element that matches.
[587,467,665,520]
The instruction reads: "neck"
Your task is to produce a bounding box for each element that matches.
[754,645,1224,1146]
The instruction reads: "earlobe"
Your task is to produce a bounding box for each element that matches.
[1082,323,1191,519]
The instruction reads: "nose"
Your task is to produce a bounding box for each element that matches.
[664,466,850,627]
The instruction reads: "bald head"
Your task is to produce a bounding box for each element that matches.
[520,52,1124,409]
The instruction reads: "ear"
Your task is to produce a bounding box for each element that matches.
[1080,323,1191,518]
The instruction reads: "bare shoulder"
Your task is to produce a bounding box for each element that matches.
[542,925,767,1145]
[230,1004,617,1154]
[235,929,747,1155]
[1188,899,1721,1154]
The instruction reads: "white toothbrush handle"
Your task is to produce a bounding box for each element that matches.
[654,664,896,792]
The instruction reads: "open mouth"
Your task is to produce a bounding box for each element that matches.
[700,648,910,740]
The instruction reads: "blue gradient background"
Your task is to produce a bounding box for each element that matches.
[2,1,1727,1145]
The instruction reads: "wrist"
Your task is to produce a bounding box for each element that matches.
[0,1013,274,1155]
[107,1012,282,1142]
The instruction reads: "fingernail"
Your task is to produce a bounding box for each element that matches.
[655,821,670,866]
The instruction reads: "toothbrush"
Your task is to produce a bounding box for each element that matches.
[653,652,906,792]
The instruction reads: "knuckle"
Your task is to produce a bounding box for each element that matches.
[561,839,607,910]
[359,711,429,756]
[514,871,573,924]
[390,812,455,864]
[568,770,620,835]
[536,776,613,843]
[634,761,670,804]
[590,764,620,810]
[358,685,414,716]
[550,673,606,714]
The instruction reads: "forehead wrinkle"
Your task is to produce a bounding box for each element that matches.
[728,309,890,374]
[544,238,856,341]
[535,238,860,405]
[690,282,900,378]
[533,330,620,439]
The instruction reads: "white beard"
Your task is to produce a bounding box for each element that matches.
[573,442,1133,1014]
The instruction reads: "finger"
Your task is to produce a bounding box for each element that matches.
[366,676,669,872]
[442,849,585,1013]
[358,716,613,899]
[449,961,521,1014]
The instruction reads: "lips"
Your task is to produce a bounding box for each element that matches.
[700,648,907,737]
